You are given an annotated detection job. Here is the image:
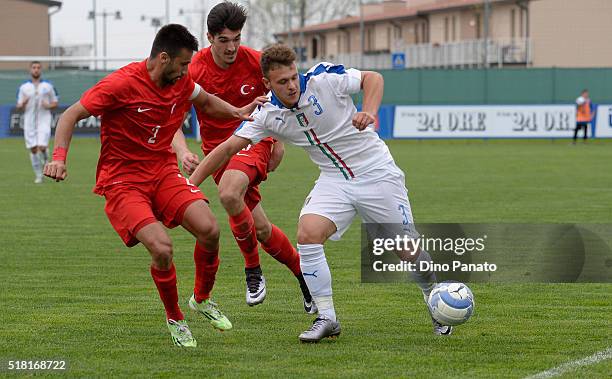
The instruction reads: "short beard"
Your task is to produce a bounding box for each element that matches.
[161,76,171,86]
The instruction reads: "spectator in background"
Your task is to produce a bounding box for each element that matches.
[16,61,59,183]
[574,89,594,144]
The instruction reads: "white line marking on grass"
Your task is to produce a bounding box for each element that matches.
[524,347,612,379]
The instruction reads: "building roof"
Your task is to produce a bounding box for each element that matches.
[20,0,62,7]
[276,0,508,36]
[416,0,499,14]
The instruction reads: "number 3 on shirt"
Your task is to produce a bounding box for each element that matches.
[308,95,323,115]
[148,125,161,144]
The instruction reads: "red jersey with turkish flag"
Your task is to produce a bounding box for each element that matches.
[80,60,197,195]
[189,46,267,154]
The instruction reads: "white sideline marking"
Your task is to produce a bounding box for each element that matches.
[524,347,612,379]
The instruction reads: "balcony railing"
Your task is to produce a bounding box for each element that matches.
[296,38,532,70]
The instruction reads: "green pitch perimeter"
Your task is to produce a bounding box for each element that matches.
[0,138,610,378]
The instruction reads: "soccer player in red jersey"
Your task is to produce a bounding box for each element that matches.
[173,2,314,312]
[44,24,266,347]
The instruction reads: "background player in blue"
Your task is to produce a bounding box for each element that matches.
[189,44,447,342]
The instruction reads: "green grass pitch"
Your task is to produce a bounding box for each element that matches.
[0,138,610,378]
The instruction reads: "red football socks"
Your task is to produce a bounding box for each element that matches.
[150,264,184,321]
[193,241,220,303]
[261,224,301,275]
[228,207,260,269]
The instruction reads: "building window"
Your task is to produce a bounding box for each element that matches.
[344,33,350,53]
[452,15,456,41]
[321,35,326,57]
[511,8,516,39]
[312,37,318,59]
[475,13,481,39]
[415,21,428,44]
[366,28,375,51]
[444,17,449,42]
[392,25,402,50]
[519,7,526,37]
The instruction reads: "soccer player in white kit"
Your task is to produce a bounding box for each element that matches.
[189,44,449,342]
[16,61,59,183]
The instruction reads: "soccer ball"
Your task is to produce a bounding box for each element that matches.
[427,281,475,326]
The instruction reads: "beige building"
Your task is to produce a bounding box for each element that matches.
[530,0,612,67]
[276,0,612,69]
[0,0,62,70]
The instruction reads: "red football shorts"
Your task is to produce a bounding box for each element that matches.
[211,139,273,211]
[104,167,207,247]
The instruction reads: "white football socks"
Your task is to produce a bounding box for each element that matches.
[38,150,47,166]
[29,152,42,179]
[297,243,336,321]
[409,249,437,297]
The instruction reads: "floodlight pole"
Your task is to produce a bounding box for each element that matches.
[287,2,293,46]
[359,0,364,69]
[165,0,170,25]
[89,8,121,71]
[483,0,491,68]
[102,11,107,70]
[179,6,207,48]
[92,0,97,70]
[142,15,163,34]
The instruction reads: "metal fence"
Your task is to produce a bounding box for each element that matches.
[297,38,532,70]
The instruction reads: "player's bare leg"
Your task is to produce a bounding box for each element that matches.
[136,222,196,347]
[181,200,232,331]
[296,215,340,342]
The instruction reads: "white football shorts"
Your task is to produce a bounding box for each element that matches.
[300,162,417,241]
[23,117,52,149]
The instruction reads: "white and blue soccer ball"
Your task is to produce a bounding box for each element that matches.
[428,281,475,326]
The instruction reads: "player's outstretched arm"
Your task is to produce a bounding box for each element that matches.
[43,101,91,181]
[192,90,268,121]
[172,126,199,175]
[352,71,384,131]
[189,135,251,186]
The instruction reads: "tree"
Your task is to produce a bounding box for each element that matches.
[244,0,360,48]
